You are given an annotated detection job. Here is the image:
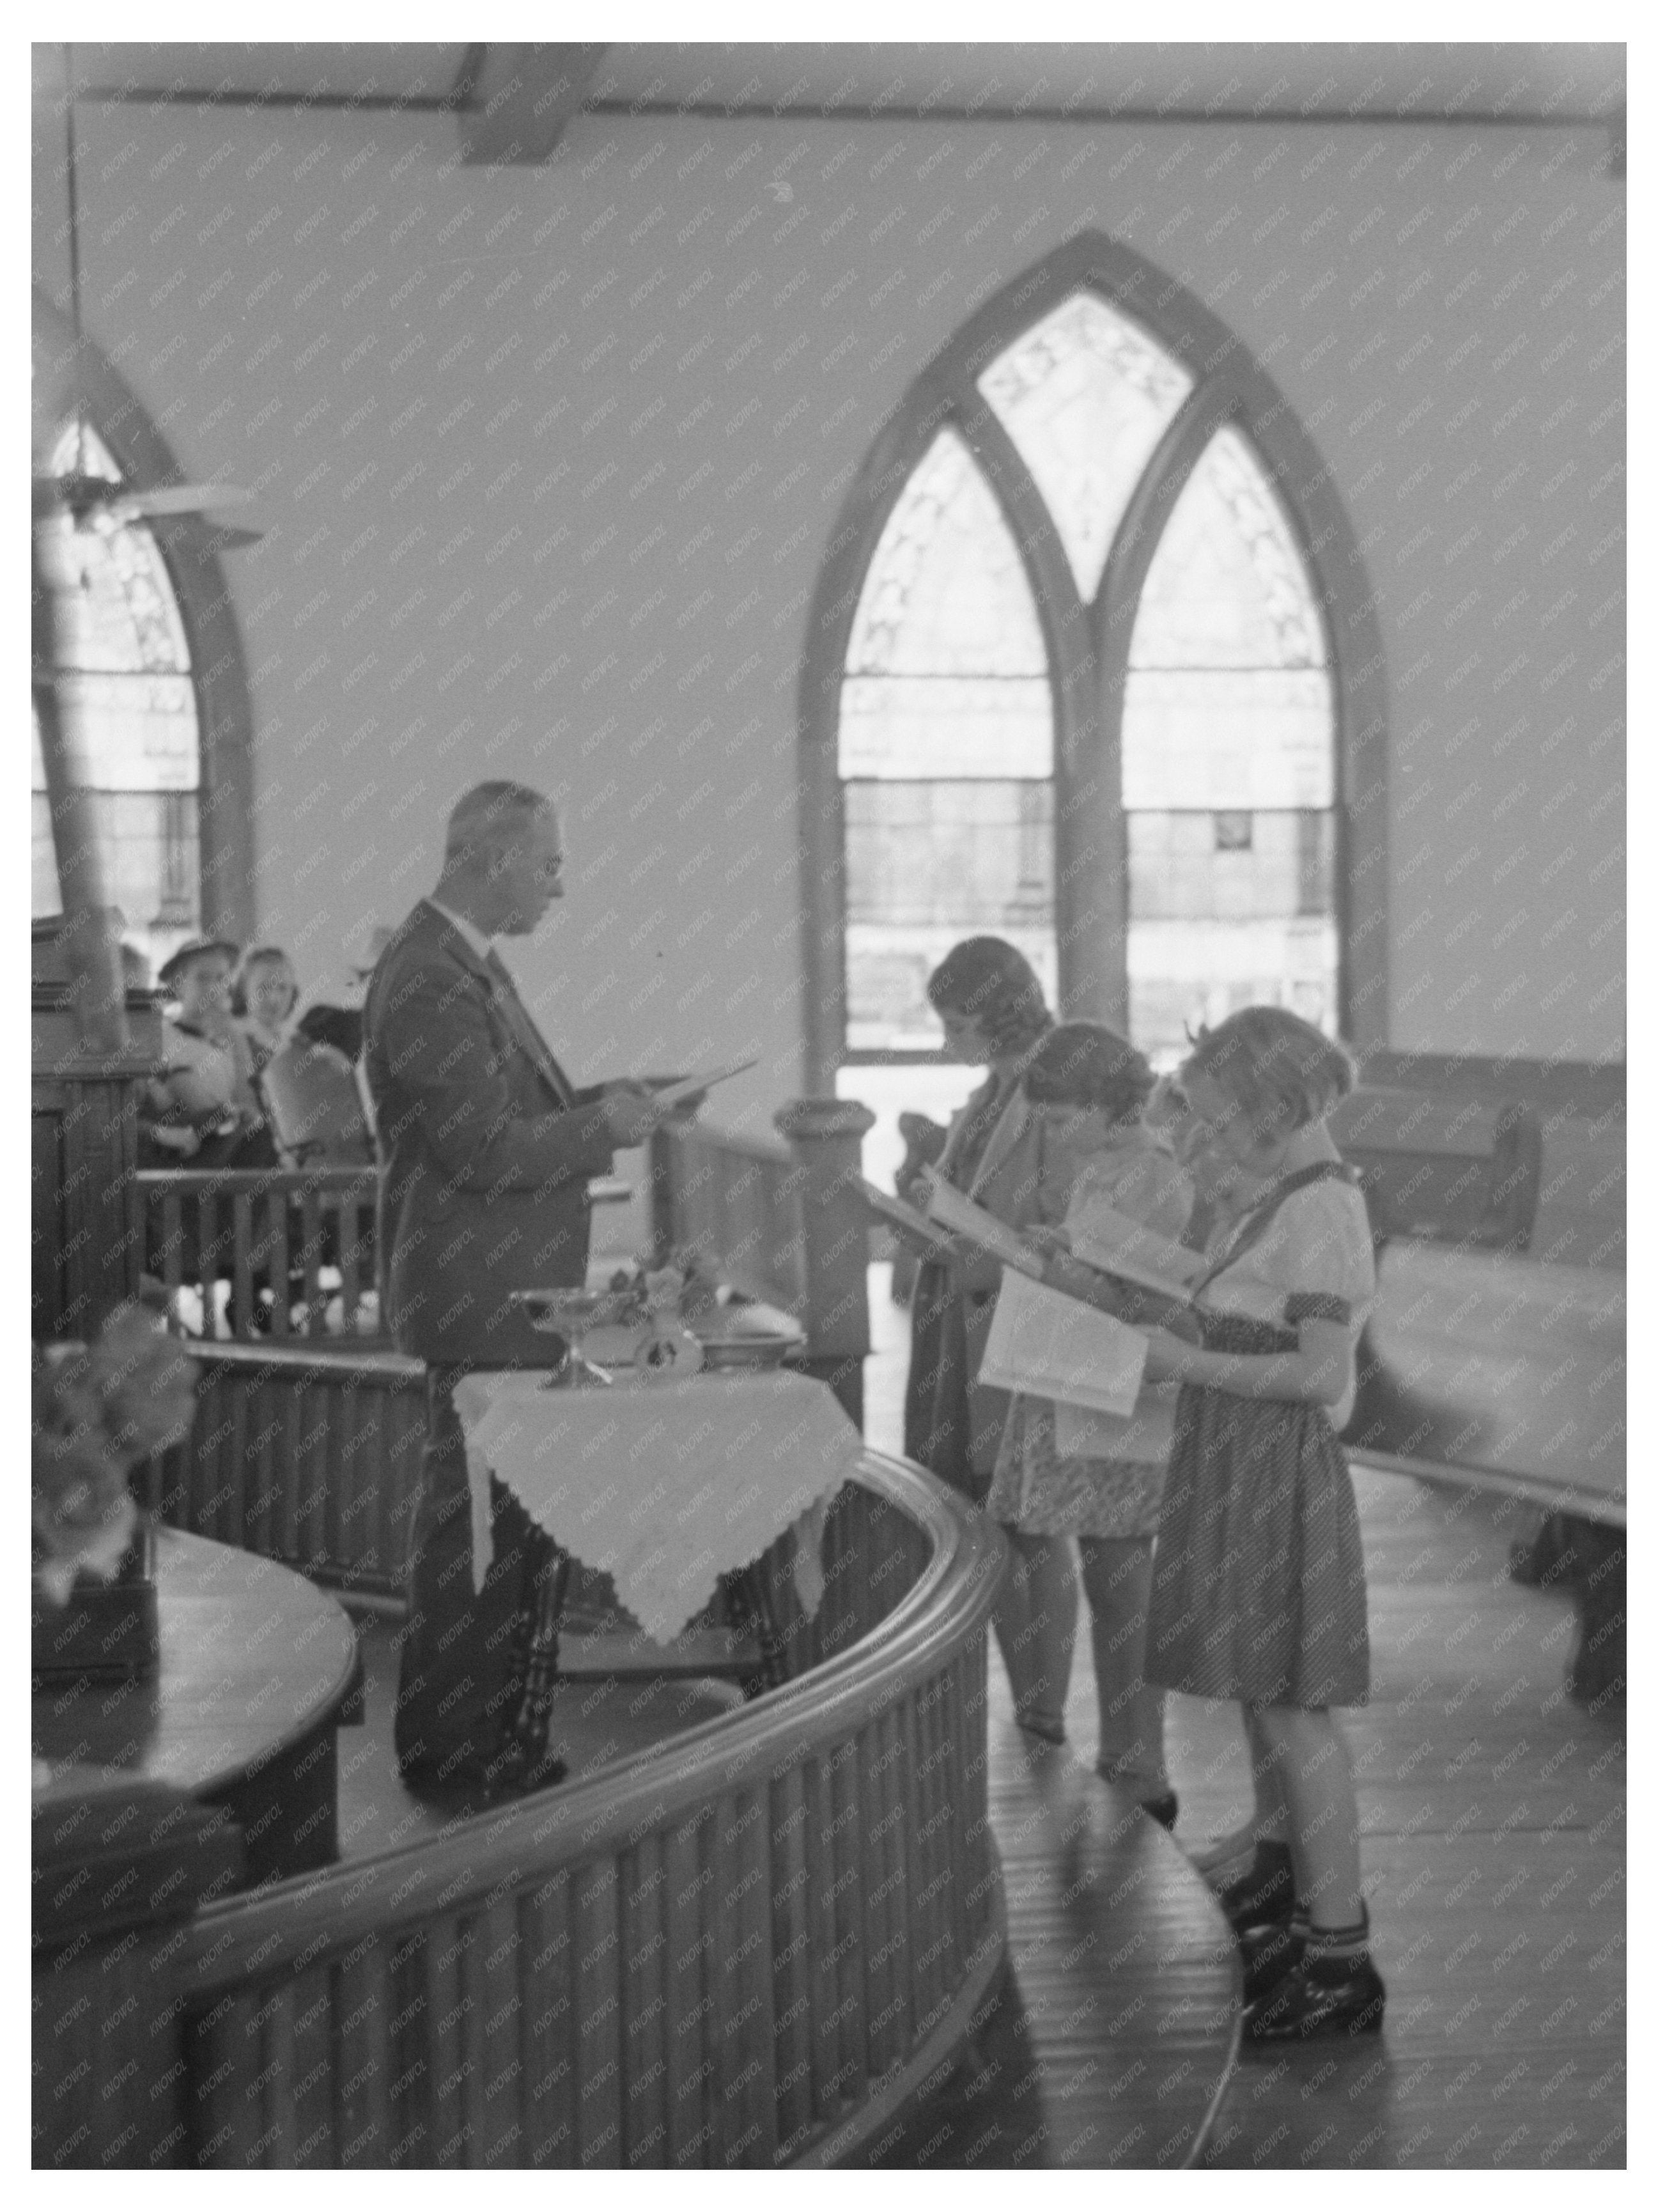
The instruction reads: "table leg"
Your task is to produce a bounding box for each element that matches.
[720,1563,789,1698]
[499,1527,573,1791]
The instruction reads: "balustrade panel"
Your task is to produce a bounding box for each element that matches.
[42,1442,1005,2171]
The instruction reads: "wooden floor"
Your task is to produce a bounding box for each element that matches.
[315,1268,1625,2169]
[862,1266,1627,2170]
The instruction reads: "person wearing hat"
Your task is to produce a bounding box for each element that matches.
[144,937,274,1167]
[295,921,395,1064]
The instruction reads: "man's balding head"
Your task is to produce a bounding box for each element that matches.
[443,781,552,866]
[436,781,565,937]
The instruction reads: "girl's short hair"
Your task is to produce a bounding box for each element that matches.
[926,937,1051,1057]
[232,945,298,1020]
[1182,1007,1355,1141]
[1023,1022,1154,1123]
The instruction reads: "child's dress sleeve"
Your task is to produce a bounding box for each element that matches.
[1265,1181,1376,1431]
[1277,1182,1377,1331]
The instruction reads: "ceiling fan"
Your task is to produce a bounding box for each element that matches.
[33,472,256,528]
[35,43,259,540]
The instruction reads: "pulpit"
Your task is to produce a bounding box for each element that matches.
[32,974,162,1339]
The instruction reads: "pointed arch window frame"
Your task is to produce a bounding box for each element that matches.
[32,286,257,947]
[797,233,1388,1091]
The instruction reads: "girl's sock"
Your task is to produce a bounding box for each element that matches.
[1300,1903,1372,1981]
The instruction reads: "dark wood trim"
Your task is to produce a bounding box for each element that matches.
[798,230,1391,1091]
[31,288,257,946]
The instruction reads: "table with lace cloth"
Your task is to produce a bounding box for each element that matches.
[452,1368,862,1646]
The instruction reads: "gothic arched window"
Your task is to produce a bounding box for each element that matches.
[801,237,1384,1182]
[33,424,205,980]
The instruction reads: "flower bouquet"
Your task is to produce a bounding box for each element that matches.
[606,1247,804,1373]
[32,1304,199,1683]
[513,1247,720,1383]
[600,1245,722,1327]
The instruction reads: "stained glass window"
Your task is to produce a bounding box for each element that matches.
[833,294,1343,1110]
[1122,425,1338,1059]
[977,291,1192,602]
[33,424,203,983]
[840,428,1058,1052]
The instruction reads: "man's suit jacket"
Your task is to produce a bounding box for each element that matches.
[363,899,617,1366]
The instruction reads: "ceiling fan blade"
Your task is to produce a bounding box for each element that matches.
[115,483,253,517]
[33,475,254,523]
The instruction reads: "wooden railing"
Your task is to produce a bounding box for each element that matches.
[138,1166,382,1340]
[651,1098,876,1424]
[146,1341,427,1596]
[651,1123,809,1310]
[38,1449,1007,2170]
[33,985,164,1338]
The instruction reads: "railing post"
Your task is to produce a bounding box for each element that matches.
[773,1097,876,1429]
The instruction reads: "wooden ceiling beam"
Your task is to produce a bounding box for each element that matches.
[455,43,608,164]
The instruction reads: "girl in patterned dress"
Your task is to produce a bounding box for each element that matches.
[899,939,1054,1507]
[983,1024,1194,1827]
[1141,1009,1385,2043]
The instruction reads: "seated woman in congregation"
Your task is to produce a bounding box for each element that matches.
[231,944,300,1081]
[982,1023,1194,1822]
[895,937,1054,1507]
[141,937,277,1171]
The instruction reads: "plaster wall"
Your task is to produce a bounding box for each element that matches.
[34,103,1625,1106]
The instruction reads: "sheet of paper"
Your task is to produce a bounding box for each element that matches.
[1064,1194,1202,1301]
[648,1057,759,1110]
[853,1176,961,1256]
[919,1171,1046,1278]
[976,1269,1148,1417]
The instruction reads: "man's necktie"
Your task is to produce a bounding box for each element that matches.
[481,946,575,1107]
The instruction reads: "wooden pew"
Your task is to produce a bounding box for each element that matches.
[1329,1086,1543,1254]
[1335,1087,1623,1705]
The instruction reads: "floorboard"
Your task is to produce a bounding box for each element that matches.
[316,1271,1623,2167]
[861,1264,1627,2170]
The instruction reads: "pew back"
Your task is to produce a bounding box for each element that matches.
[1330,1086,1543,1252]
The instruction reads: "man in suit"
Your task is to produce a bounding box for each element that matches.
[364,780,665,1796]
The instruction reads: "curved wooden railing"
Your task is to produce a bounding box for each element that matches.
[38,1449,1007,2170]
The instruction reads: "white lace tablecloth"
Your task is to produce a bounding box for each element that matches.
[452,1369,862,1645]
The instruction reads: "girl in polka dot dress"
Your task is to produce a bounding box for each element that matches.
[1141,1008,1384,2043]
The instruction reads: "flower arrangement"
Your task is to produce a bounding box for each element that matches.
[32,1305,199,1605]
[603,1245,720,1325]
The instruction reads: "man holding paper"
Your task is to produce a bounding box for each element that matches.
[364,779,694,1797]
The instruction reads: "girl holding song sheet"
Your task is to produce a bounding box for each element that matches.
[1140,1008,1384,2043]
[981,1024,1195,1828]
[897,939,1054,1506]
